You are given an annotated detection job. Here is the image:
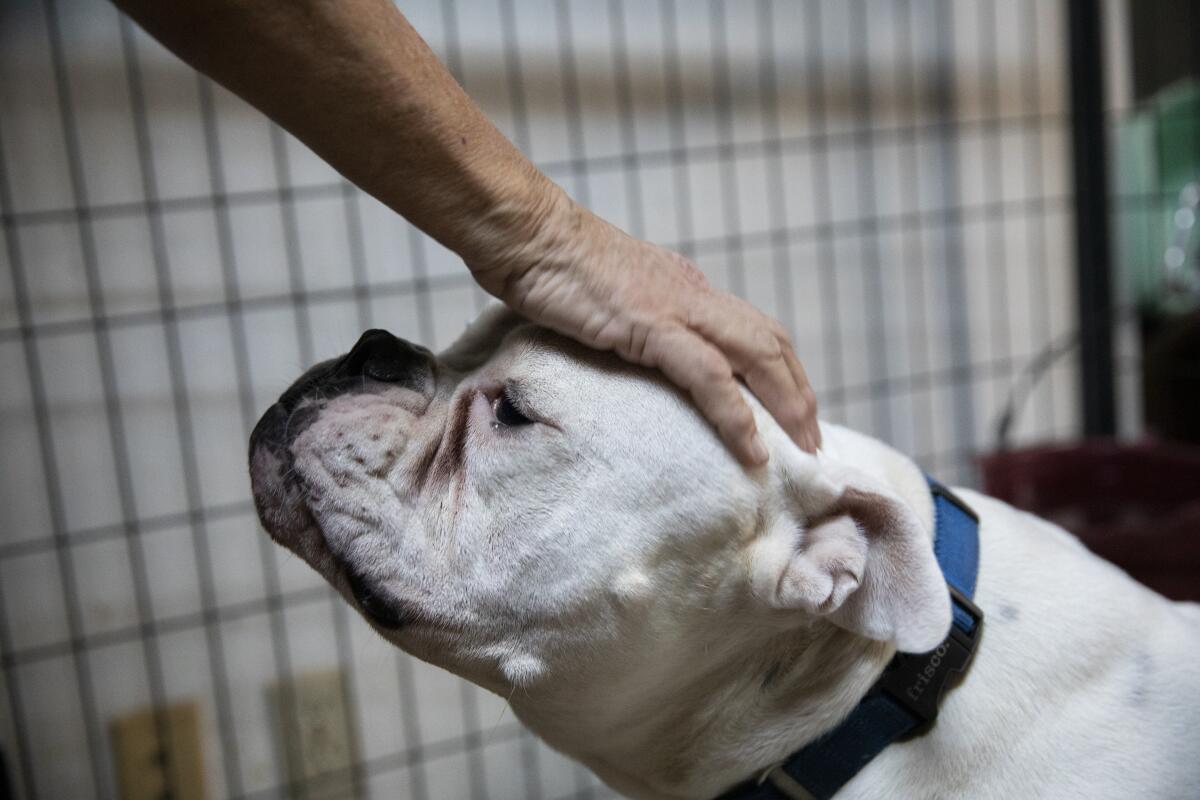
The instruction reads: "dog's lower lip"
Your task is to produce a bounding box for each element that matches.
[347,571,415,630]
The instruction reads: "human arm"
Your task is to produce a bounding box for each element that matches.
[114,0,819,462]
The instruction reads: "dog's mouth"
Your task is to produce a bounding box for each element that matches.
[344,568,425,630]
[250,406,437,636]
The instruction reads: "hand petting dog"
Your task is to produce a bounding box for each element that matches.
[467,194,820,466]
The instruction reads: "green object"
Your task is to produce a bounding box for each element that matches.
[1115,79,1200,313]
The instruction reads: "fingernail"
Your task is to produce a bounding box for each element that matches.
[750,434,769,465]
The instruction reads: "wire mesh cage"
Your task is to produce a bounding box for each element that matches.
[0,0,1152,797]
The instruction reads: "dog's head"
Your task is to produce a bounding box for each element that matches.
[249,306,950,706]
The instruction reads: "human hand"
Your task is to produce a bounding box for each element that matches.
[469,191,819,466]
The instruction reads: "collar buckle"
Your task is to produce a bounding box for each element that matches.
[757,764,818,800]
[947,584,984,644]
[875,584,984,726]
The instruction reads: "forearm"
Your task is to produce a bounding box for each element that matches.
[116,0,821,461]
[115,0,567,274]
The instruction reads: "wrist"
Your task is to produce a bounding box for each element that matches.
[461,169,585,298]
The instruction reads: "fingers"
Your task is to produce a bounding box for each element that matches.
[781,347,820,451]
[686,294,820,454]
[642,325,769,466]
[488,215,819,464]
[740,331,811,450]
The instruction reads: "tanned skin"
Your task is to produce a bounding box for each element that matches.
[115,0,819,463]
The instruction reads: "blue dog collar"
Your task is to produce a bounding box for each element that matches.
[720,478,984,800]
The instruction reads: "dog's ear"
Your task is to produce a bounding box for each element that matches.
[749,454,951,653]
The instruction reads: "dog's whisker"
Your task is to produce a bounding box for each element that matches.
[487,689,513,742]
[281,402,306,443]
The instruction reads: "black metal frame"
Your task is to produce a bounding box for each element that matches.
[1067,0,1117,436]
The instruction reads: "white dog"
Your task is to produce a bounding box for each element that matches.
[249,306,1200,799]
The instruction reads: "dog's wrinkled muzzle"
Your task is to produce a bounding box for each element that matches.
[248,328,435,546]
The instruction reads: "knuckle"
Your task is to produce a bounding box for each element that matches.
[698,352,733,384]
[671,253,709,288]
[645,322,688,359]
[750,326,784,360]
[767,342,786,363]
[639,322,671,354]
[723,405,757,438]
[778,404,807,428]
[799,385,818,409]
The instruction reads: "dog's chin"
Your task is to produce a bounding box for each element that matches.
[249,442,350,594]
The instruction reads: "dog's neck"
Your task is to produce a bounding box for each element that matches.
[512,426,938,799]
[563,618,895,799]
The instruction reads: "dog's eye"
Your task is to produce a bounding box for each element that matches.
[492,390,533,427]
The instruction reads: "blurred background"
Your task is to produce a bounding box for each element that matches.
[0,0,1196,798]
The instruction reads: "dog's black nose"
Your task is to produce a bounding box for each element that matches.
[339,329,431,384]
[252,329,434,454]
